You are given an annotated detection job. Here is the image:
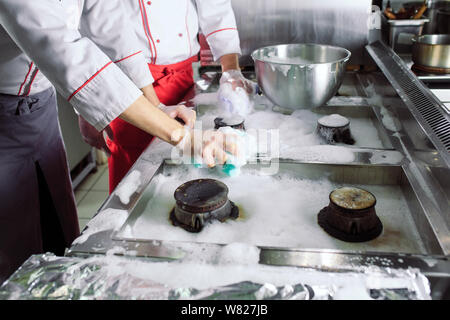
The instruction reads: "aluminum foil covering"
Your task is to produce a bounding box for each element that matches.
[0,253,431,300]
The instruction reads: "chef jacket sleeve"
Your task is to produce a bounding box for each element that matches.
[0,0,142,130]
[80,0,154,89]
[195,0,242,61]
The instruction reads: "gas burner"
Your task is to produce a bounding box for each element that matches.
[214,115,246,131]
[316,114,355,145]
[318,187,382,242]
[169,179,239,233]
[411,63,450,75]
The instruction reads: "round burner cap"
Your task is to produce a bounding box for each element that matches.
[318,114,350,128]
[330,187,376,210]
[174,179,229,213]
[214,115,245,130]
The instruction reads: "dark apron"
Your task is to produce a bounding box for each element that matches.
[0,87,79,283]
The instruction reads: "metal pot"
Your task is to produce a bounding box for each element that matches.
[412,34,450,69]
[251,44,351,110]
[437,8,450,33]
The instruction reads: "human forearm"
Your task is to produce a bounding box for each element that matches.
[140,84,161,106]
[119,95,184,145]
[120,97,239,168]
[220,53,240,72]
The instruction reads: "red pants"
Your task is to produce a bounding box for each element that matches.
[107,56,196,193]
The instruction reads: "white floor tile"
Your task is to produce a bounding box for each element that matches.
[75,164,107,191]
[76,190,109,219]
[74,188,88,205]
[91,167,109,192]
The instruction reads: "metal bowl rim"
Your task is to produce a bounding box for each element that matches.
[250,43,351,66]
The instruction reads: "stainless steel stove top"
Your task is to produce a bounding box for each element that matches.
[67,42,450,296]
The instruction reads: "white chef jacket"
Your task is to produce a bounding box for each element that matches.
[123,0,242,65]
[0,0,153,130]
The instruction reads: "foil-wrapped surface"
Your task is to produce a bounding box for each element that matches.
[0,253,431,300]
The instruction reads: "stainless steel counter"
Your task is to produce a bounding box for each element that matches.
[67,42,450,299]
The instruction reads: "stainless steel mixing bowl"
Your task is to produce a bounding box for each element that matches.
[251,44,351,109]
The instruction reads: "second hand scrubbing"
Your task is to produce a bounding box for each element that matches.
[192,126,254,177]
[218,126,256,177]
[221,130,247,177]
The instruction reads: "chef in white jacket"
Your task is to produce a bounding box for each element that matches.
[0,0,234,283]
[79,0,254,192]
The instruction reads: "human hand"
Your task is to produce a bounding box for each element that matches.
[219,69,257,95]
[172,127,241,168]
[218,70,257,117]
[78,115,113,156]
[158,103,196,129]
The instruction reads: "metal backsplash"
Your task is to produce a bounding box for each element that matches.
[229,0,372,66]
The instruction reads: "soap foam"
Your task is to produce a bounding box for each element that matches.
[194,97,384,160]
[115,170,142,205]
[122,166,425,254]
[73,209,128,245]
[318,114,350,127]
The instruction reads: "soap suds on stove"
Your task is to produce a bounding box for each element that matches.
[318,114,349,127]
[73,209,128,245]
[194,93,384,162]
[115,170,142,205]
[121,167,426,255]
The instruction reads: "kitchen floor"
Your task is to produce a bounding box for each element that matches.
[74,163,109,232]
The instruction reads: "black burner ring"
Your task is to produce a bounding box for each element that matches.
[318,206,383,242]
[317,187,383,242]
[174,179,229,213]
[170,179,239,232]
[170,200,239,233]
[316,117,355,145]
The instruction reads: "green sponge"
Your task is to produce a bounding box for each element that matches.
[221,154,242,177]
